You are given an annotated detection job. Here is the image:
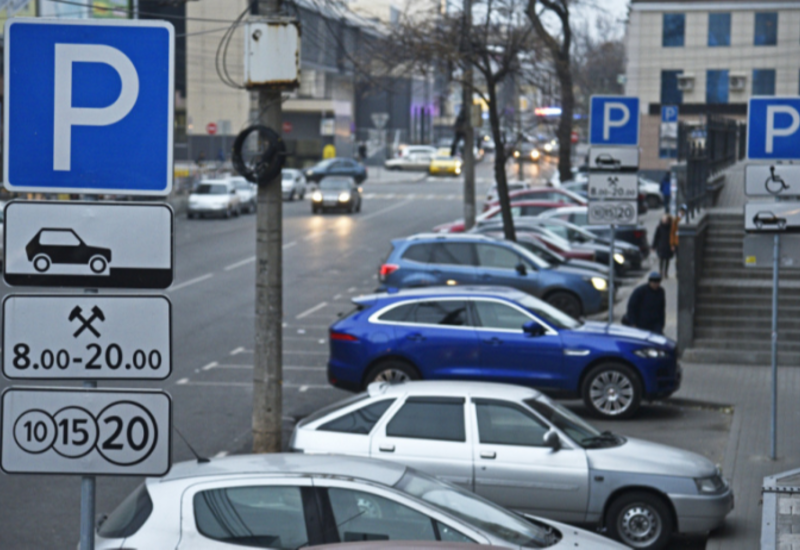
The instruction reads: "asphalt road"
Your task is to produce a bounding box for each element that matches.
[0,158,723,550]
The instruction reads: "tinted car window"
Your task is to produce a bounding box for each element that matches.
[521,205,550,216]
[402,243,433,263]
[327,488,437,542]
[475,244,520,270]
[413,300,469,326]
[378,302,416,322]
[475,400,549,446]
[195,184,228,195]
[318,399,395,434]
[320,179,350,190]
[430,243,474,265]
[98,483,152,539]
[194,486,308,549]
[473,300,532,331]
[571,213,588,225]
[386,397,466,441]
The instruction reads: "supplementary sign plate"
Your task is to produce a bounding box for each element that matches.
[3,201,173,288]
[588,201,638,225]
[3,295,171,380]
[587,147,640,171]
[744,202,800,233]
[4,19,174,195]
[745,164,800,197]
[588,173,638,200]
[1,387,171,476]
[744,234,800,268]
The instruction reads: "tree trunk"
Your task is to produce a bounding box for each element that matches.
[487,81,516,242]
[556,60,574,184]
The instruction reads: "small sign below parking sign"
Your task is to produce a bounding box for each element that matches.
[3,201,173,289]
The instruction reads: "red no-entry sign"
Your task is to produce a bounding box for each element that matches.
[206,122,218,135]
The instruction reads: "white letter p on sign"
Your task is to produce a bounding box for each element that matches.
[603,102,630,141]
[766,105,800,154]
[53,44,140,171]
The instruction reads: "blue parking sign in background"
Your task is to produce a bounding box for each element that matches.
[590,96,640,146]
[4,20,174,195]
[748,97,800,160]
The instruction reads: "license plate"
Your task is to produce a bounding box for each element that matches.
[324,200,337,206]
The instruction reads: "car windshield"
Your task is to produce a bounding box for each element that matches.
[395,470,558,548]
[516,294,581,329]
[320,179,350,190]
[435,155,454,161]
[195,184,228,195]
[524,398,622,449]
[232,180,250,190]
[513,243,551,270]
[282,171,296,180]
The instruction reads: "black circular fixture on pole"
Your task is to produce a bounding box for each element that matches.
[231,124,286,185]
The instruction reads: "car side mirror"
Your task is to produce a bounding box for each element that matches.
[515,263,527,276]
[522,321,545,337]
[543,430,561,451]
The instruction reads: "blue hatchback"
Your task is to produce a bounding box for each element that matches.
[379,234,608,318]
[328,286,680,418]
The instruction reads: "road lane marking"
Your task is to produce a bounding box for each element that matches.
[357,198,413,221]
[214,451,229,458]
[283,241,297,250]
[299,385,308,392]
[168,273,214,292]
[296,302,328,319]
[285,350,328,355]
[231,347,249,355]
[224,256,255,271]
[202,361,219,371]
[212,364,253,369]
[176,378,189,385]
[347,287,357,292]
[333,294,342,300]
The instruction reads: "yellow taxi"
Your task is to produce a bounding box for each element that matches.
[428,147,463,176]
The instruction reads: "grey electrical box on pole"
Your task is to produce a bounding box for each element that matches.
[244,7,300,454]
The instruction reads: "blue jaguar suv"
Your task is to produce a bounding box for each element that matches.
[379,234,609,318]
[327,286,681,418]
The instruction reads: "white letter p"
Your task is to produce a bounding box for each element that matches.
[766,105,800,154]
[603,102,630,141]
[53,44,139,171]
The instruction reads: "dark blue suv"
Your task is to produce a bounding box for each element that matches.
[327,286,681,418]
[379,234,609,317]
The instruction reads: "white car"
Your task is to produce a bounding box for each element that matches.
[93,453,626,550]
[639,177,664,209]
[292,381,734,550]
[228,176,257,213]
[281,168,307,201]
[187,180,241,219]
[385,145,437,171]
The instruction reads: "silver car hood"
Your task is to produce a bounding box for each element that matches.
[587,437,717,478]
[522,514,628,549]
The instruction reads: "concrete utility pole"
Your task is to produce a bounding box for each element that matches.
[253,0,283,454]
[461,0,476,230]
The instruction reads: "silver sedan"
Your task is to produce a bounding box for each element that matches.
[291,381,734,550]
[93,453,626,550]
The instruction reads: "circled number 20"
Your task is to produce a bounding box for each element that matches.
[12,343,162,371]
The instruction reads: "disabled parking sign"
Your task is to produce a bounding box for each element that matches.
[3,19,174,195]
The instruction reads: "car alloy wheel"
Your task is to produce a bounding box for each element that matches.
[373,368,410,383]
[545,291,581,318]
[582,362,642,418]
[365,360,419,388]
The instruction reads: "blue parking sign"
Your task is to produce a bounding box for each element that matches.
[590,96,640,146]
[661,105,679,123]
[748,97,800,160]
[4,19,174,195]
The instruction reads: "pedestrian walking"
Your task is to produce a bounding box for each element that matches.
[624,272,666,334]
[670,204,687,270]
[358,141,368,162]
[653,214,674,278]
[660,171,671,213]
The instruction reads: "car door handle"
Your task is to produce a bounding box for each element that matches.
[482,337,502,345]
[379,444,395,453]
[480,451,496,459]
[406,333,426,342]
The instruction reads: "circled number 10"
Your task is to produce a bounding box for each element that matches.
[12,343,162,371]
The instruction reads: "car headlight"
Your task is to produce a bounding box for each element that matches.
[306,170,314,177]
[694,475,726,494]
[634,348,667,359]
[455,166,461,175]
[311,192,322,202]
[544,143,553,152]
[531,150,540,160]
[513,151,520,158]
[338,192,351,202]
[590,277,607,291]
[614,253,625,264]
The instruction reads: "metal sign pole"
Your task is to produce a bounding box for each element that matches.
[80,378,97,550]
[771,233,780,460]
[608,224,616,324]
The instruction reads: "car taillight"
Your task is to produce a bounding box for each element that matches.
[633,230,644,239]
[379,263,399,281]
[330,331,358,342]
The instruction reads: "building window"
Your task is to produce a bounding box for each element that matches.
[755,13,778,46]
[663,13,685,47]
[706,70,730,104]
[661,70,683,105]
[753,70,776,95]
[708,13,731,46]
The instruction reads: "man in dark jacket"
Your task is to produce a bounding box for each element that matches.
[625,272,666,334]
